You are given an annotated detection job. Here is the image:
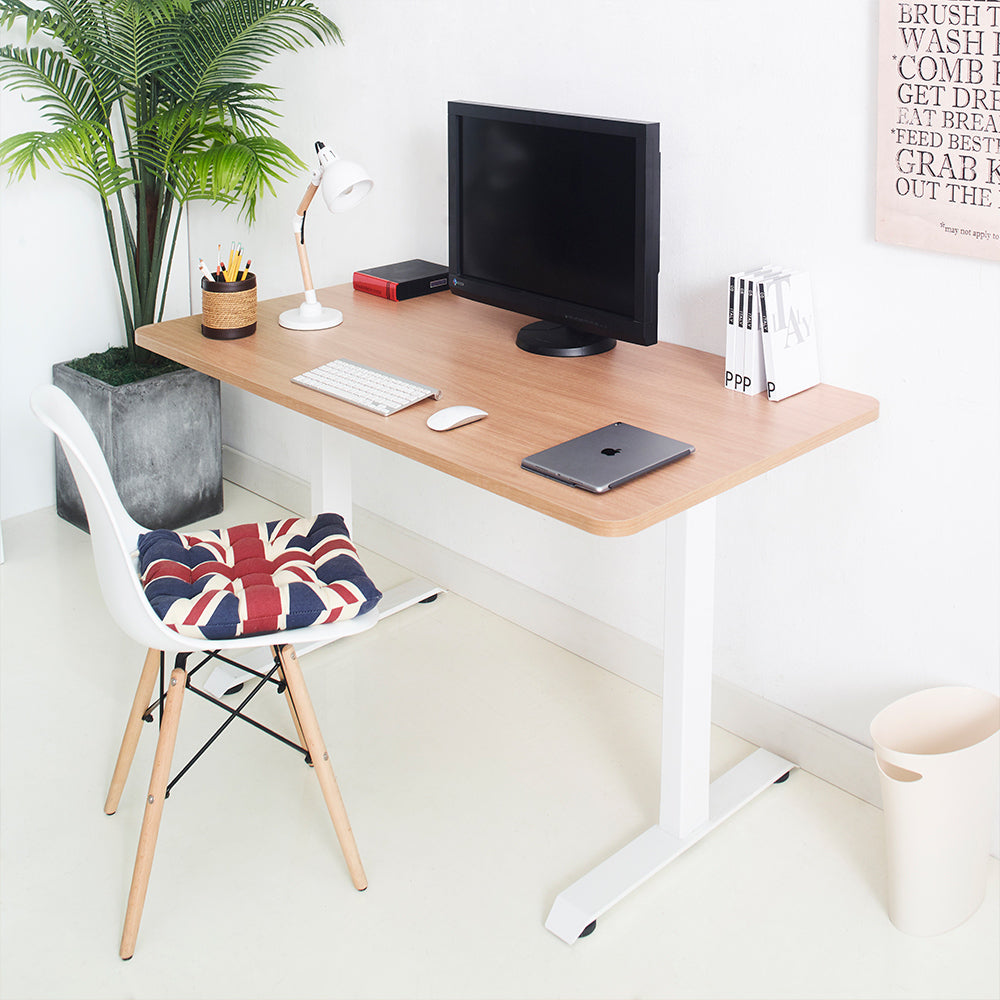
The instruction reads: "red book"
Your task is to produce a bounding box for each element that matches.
[353,259,449,301]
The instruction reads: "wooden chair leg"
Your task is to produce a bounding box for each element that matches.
[119,664,186,960]
[105,649,161,816]
[275,657,310,764]
[274,644,367,891]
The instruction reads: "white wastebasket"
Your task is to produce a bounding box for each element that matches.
[870,686,1000,936]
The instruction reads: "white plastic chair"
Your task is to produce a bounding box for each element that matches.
[31,384,379,960]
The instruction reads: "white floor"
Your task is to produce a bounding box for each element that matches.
[1,486,997,1000]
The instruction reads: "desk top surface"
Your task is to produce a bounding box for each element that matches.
[137,284,879,537]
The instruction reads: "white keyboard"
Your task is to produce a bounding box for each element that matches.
[292,358,442,416]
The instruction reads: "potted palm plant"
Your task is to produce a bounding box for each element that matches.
[0,0,341,529]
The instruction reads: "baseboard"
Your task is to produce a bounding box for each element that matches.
[223,445,311,516]
[711,679,881,806]
[220,449,882,810]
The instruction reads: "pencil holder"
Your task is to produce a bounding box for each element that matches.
[201,274,257,340]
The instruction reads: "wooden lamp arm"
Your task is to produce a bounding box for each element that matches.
[292,175,322,296]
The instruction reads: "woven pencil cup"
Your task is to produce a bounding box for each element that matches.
[201,274,257,340]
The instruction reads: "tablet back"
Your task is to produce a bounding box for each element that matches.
[521,422,694,493]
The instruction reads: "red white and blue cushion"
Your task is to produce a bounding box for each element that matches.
[138,513,382,640]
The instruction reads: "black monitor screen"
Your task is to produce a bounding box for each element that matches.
[460,119,635,317]
[449,103,659,357]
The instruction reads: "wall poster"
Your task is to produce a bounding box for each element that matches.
[876,0,1000,260]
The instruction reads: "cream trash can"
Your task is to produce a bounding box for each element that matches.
[870,686,1000,936]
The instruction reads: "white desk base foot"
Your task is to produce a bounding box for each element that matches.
[545,748,794,944]
[294,578,444,657]
[376,578,445,619]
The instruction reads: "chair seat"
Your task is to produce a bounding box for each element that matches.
[138,513,382,640]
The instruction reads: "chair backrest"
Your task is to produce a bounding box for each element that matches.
[30,384,179,651]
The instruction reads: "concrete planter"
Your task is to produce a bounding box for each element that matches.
[52,362,224,532]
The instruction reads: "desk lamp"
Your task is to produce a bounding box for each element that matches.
[278,141,373,330]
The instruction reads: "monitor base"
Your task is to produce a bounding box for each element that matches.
[516,321,615,357]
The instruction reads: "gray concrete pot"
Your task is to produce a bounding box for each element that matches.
[52,362,224,532]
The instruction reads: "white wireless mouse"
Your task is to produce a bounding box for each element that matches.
[426,405,488,431]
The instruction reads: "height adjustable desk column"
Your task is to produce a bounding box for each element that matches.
[544,497,794,942]
[137,283,879,943]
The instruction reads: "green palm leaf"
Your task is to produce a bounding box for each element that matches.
[0,121,133,193]
[0,47,103,122]
[171,0,340,101]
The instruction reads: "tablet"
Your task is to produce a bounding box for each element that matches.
[521,422,694,493]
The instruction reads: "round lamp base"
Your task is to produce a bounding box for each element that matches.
[278,304,344,331]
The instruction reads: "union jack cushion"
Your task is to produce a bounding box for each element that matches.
[138,513,382,640]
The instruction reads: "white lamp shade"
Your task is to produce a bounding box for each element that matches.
[320,158,373,213]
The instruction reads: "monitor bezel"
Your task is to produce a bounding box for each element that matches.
[447,101,660,351]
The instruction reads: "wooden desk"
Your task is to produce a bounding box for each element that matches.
[139,284,877,537]
[139,283,879,942]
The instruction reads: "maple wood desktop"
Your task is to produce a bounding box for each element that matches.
[138,283,877,536]
[138,282,879,943]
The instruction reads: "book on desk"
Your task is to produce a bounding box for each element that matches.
[725,266,820,402]
[353,259,449,301]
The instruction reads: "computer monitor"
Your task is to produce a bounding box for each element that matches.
[448,101,660,357]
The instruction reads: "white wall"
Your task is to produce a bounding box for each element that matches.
[3,0,997,748]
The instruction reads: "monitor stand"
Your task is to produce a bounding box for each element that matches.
[516,321,615,357]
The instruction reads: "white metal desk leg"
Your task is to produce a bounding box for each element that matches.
[204,424,361,691]
[660,499,716,837]
[544,499,793,943]
[312,423,353,530]
[304,421,444,633]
